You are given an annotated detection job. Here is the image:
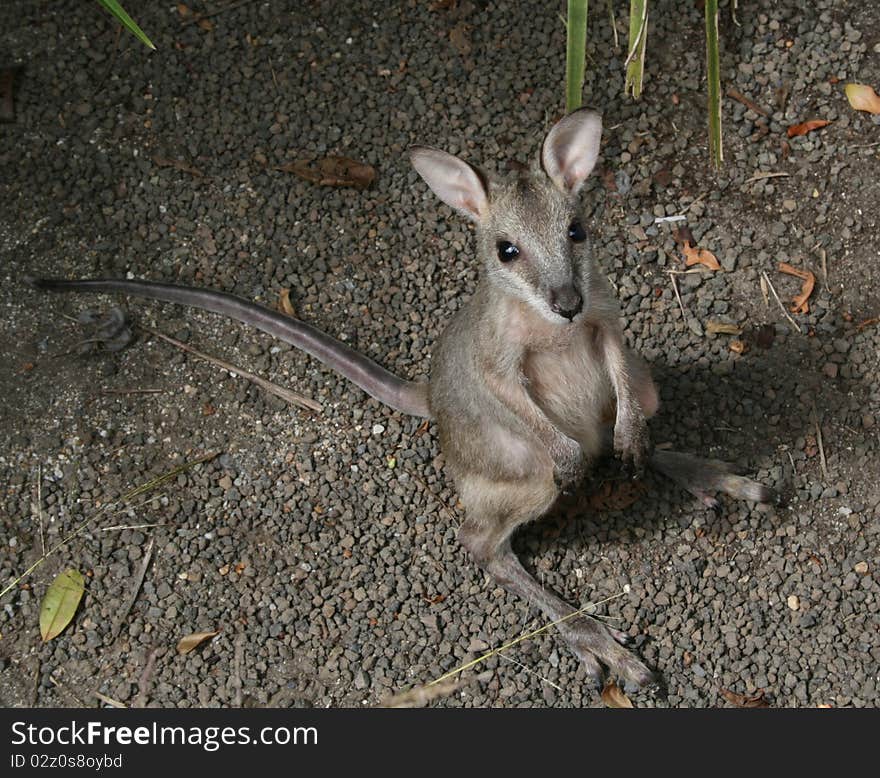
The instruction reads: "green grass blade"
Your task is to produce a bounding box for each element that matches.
[624,0,648,98]
[96,0,155,50]
[705,0,723,167]
[565,0,589,113]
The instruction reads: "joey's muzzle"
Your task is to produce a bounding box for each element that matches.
[549,285,583,321]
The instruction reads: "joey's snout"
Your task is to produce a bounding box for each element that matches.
[549,285,583,321]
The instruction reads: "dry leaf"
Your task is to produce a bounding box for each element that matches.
[706,321,742,336]
[672,225,695,247]
[40,569,85,642]
[152,155,203,177]
[729,338,747,354]
[278,288,296,317]
[197,18,215,32]
[0,66,17,123]
[276,157,376,189]
[844,83,880,115]
[778,262,815,314]
[449,22,472,56]
[587,480,645,512]
[751,323,776,349]
[683,241,721,271]
[177,630,219,654]
[601,680,634,708]
[177,4,192,17]
[381,679,459,708]
[720,688,770,708]
[786,119,831,138]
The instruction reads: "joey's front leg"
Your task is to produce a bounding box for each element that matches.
[483,360,584,488]
[549,431,584,489]
[601,329,651,476]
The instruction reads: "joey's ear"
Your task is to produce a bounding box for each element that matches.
[540,108,603,195]
[409,145,489,222]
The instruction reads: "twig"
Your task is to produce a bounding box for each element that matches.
[726,88,769,116]
[761,271,802,333]
[49,673,88,706]
[181,0,259,25]
[112,536,155,640]
[654,214,687,224]
[811,403,830,481]
[100,522,167,532]
[232,633,245,708]
[134,647,159,709]
[760,274,770,307]
[0,452,217,601]
[140,325,322,414]
[856,316,879,331]
[670,273,687,319]
[607,0,619,49]
[744,171,789,184]
[498,652,563,692]
[36,465,45,556]
[95,691,127,708]
[98,388,165,397]
[819,248,828,287]
[428,592,625,687]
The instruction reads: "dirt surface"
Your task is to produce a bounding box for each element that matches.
[1,1,878,708]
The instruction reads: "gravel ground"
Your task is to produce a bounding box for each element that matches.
[1,0,878,708]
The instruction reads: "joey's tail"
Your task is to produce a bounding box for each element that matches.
[649,449,776,507]
[27,277,431,418]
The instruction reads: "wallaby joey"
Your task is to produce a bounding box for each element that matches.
[29,108,774,691]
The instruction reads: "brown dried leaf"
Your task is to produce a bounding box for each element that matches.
[152,155,203,177]
[751,324,776,349]
[601,680,634,709]
[449,22,472,56]
[197,18,215,32]
[683,241,721,271]
[845,83,880,115]
[276,157,376,189]
[720,688,770,708]
[588,480,645,512]
[177,630,219,654]
[177,3,192,17]
[381,679,459,708]
[706,321,742,336]
[0,66,17,123]
[278,288,296,317]
[672,226,695,247]
[729,338,747,354]
[786,119,831,138]
[778,262,815,314]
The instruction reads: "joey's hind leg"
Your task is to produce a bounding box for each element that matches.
[457,474,654,690]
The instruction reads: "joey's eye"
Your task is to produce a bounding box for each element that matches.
[497,241,520,262]
[568,220,587,243]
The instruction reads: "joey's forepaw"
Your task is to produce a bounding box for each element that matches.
[552,436,585,488]
[614,415,651,479]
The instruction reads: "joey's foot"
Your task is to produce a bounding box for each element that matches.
[614,413,651,479]
[560,617,655,691]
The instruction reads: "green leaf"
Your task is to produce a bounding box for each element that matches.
[96,0,156,50]
[624,0,648,98]
[565,0,589,113]
[39,569,85,642]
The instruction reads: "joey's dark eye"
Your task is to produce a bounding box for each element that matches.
[568,220,587,243]
[497,241,520,262]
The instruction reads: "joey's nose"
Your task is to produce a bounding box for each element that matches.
[550,286,583,321]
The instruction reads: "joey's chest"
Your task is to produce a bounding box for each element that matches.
[521,324,612,412]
